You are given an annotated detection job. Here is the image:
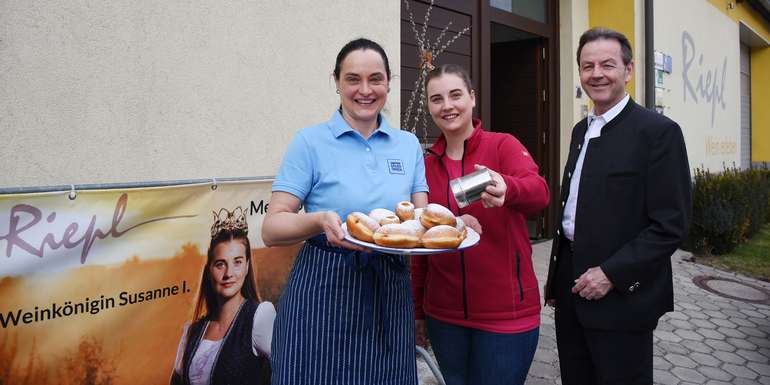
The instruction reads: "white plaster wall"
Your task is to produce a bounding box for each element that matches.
[654,0,741,172]
[558,0,589,179]
[0,1,400,188]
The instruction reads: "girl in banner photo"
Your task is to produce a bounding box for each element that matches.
[262,38,428,385]
[412,64,550,385]
[171,207,275,385]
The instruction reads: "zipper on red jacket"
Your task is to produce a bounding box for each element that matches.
[460,250,468,318]
[516,251,524,300]
[460,140,468,319]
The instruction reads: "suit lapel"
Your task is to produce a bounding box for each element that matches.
[560,119,588,201]
[597,98,637,136]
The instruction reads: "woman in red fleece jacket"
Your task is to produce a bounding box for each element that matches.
[413,64,550,385]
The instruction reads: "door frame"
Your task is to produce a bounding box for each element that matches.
[479,1,560,239]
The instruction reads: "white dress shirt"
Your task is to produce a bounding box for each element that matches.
[562,94,630,241]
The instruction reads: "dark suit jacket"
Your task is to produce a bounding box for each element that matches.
[544,98,692,331]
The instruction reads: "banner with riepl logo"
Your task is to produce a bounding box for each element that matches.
[0,181,300,385]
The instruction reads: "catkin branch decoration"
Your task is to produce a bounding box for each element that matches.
[402,0,470,143]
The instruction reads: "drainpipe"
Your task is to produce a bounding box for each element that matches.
[645,0,655,109]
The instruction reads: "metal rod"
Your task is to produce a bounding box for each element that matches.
[416,345,446,385]
[0,176,275,195]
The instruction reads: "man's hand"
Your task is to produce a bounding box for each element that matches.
[571,266,613,300]
[415,319,429,347]
[544,284,556,307]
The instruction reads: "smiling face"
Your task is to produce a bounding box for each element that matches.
[335,49,389,130]
[208,239,248,301]
[579,38,633,115]
[426,73,476,137]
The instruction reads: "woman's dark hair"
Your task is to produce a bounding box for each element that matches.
[426,64,474,92]
[577,27,633,66]
[192,228,260,321]
[333,38,391,80]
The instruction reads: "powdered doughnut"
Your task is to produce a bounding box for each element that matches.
[421,225,464,249]
[373,223,421,248]
[345,212,380,243]
[395,201,415,222]
[368,208,401,225]
[420,203,457,228]
[400,219,427,236]
[400,219,427,246]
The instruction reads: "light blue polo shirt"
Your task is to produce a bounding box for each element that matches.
[273,110,429,220]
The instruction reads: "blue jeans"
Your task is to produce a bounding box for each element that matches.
[426,316,539,385]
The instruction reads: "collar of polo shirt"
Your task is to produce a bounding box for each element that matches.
[328,109,397,139]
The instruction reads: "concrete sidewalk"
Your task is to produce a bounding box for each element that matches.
[417,241,770,385]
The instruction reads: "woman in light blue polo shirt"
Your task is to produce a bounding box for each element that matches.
[262,38,428,385]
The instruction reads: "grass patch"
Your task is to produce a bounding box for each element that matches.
[696,224,770,281]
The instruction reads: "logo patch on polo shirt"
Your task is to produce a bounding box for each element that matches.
[387,159,405,175]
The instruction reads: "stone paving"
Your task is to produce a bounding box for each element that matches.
[417,241,770,385]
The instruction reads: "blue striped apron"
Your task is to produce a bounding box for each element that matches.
[271,235,418,385]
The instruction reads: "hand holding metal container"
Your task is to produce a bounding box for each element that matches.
[450,168,493,208]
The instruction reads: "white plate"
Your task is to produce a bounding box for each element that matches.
[342,223,480,255]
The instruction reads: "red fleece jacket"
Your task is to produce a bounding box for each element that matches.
[412,120,550,322]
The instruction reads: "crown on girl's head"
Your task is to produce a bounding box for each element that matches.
[210,206,248,238]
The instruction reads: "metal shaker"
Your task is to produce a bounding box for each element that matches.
[450,168,493,208]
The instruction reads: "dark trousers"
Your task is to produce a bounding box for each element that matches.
[426,316,539,385]
[554,239,653,385]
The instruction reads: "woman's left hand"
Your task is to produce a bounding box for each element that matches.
[459,214,482,235]
[476,164,507,208]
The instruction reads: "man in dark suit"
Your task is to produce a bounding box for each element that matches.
[544,27,692,385]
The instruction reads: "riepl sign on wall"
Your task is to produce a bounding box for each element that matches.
[681,30,728,128]
[655,0,741,171]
